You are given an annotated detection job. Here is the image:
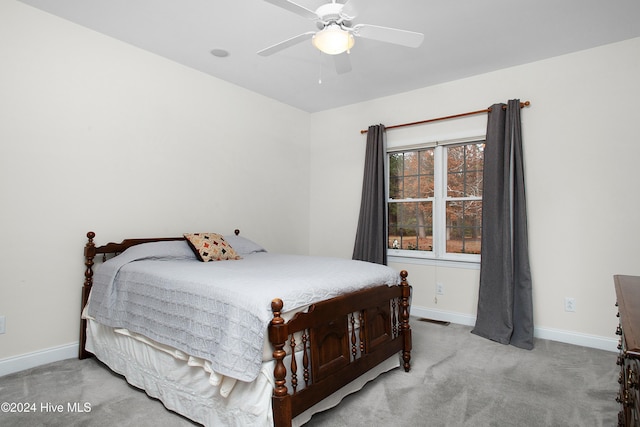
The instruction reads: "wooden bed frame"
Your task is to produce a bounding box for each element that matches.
[79,230,412,427]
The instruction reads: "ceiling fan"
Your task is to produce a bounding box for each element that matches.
[257,0,424,74]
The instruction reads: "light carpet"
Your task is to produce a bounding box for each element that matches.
[0,320,619,426]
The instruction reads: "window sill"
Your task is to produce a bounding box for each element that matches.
[387,254,480,270]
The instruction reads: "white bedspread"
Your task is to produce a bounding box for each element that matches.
[85,318,400,427]
[86,241,399,382]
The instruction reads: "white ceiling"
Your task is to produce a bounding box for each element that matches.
[18,0,640,113]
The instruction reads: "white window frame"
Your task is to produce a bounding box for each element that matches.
[387,136,484,265]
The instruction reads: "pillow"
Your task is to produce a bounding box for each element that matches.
[183,232,242,262]
[223,234,267,255]
[118,240,197,261]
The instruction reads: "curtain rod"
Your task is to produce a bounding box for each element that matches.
[360,101,530,134]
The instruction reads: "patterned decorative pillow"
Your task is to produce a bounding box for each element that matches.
[183,232,242,262]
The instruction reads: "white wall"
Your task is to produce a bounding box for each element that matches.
[309,37,640,349]
[2,0,639,371]
[0,1,310,362]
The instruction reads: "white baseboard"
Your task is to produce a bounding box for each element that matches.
[0,307,619,377]
[412,305,477,327]
[533,327,617,352]
[411,305,618,353]
[0,342,78,377]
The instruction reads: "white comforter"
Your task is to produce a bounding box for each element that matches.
[86,240,399,382]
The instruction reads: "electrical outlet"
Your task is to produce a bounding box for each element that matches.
[564,297,576,312]
[436,283,444,295]
[0,315,5,334]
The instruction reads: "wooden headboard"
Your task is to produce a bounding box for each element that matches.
[79,229,240,359]
[84,229,240,262]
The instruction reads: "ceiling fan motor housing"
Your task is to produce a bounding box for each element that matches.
[315,2,349,29]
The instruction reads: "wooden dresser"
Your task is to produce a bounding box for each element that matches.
[615,275,640,427]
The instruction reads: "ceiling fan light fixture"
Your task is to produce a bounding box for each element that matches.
[312,24,354,55]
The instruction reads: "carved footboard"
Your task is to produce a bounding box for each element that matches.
[269,271,411,427]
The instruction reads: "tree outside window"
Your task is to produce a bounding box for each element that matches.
[388,141,484,259]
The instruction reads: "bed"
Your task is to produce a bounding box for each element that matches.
[78,230,412,427]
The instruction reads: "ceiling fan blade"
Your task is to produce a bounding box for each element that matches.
[257,32,316,56]
[341,0,366,20]
[263,0,318,20]
[333,53,352,74]
[352,24,424,48]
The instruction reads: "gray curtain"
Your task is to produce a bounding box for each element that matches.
[471,99,534,350]
[353,124,387,265]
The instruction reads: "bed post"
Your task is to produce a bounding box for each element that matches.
[79,231,96,360]
[400,270,412,372]
[270,298,292,427]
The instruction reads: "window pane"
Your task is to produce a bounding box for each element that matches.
[403,152,419,199]
[388,201,432,251]
[389,153,403,173]
[447,144,484,198]
[419,150,435,197]
[389,153,404,199]
[389,177,403,199]
[403,151,418,175]
[404,176,418,198]
[420,148,434,198]
[388,149,434,200]
[419,175,434,199]
[446,201,482,254]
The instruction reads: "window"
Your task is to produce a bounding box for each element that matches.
[388,140,484,262]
